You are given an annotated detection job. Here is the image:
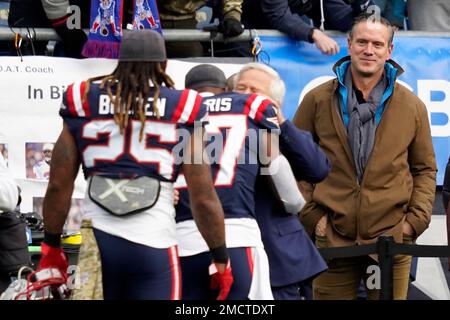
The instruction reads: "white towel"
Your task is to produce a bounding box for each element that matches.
[248,246,274,300]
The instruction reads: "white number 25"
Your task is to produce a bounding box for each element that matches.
[82,119,177,179]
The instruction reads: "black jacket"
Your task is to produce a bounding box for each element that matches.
[242,0,372,42]
[0,213,29,273]
[8,0,90,28]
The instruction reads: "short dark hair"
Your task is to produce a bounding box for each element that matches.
[349,13,395,46]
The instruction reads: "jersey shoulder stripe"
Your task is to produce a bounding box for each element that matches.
[172,89,202,124]
[65,81,91,118]
[79,81,91,117]
[186,93,203,124]
[172,89,189,123]
[244,94,272,122]
[253,98,272,123]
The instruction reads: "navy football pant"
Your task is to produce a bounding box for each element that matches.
[180,247,254,300]
[94,228,181,300]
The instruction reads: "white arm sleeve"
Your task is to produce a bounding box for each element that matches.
[41,0,70,20]
[267,154,306,215]
[0,153,19,212]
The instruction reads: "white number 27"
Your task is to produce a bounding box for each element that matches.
[175,114,247,188]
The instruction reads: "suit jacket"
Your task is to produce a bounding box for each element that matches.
[255,120,330,287]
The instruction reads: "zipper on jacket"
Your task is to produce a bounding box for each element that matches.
[354,90,396,244]
[337,77,397,243]
[333,83,361,244]
[355,178,361,245]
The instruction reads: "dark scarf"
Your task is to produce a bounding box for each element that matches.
[345,67,387,183]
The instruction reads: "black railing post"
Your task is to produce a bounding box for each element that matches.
[377,236,394,300]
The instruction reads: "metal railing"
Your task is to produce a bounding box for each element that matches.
[1,27,449,42]
[319,236,450,300]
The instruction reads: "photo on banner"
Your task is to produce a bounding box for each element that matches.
[25,142,55,180]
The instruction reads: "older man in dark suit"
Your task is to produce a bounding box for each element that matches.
[234,62,331,299]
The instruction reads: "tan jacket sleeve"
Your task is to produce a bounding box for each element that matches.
[222,0,242,20]
[292,90,316,133]
[405,99,437,238]
[292,91,327,236]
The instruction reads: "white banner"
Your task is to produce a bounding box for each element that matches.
[0,56,241,231]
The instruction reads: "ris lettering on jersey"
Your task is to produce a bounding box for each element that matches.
[175,92,280,222]
[59,81,205,182]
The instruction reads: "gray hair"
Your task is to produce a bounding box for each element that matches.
[236,62,286,107]
[226,73,238,92]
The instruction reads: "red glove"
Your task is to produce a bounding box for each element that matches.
[209,261,234,300]
[39,243,68,277]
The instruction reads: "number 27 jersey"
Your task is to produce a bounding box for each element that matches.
[176,92,280,222]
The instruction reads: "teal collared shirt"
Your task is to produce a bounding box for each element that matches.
[334,61,399,127]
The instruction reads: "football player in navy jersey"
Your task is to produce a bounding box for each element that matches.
[176,64,294,300]
[37,30,233,300]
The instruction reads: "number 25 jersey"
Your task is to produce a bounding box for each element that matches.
[59,81,206,182]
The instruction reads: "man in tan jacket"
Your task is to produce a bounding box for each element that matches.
[293,14,437,300]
